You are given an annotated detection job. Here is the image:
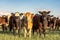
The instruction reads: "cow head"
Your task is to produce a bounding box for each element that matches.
[20,13,23,16]
[48,14,53,16]
[25,12,33,21]
[56,17,59,19]
[50,15,53,17]
[25,12,32,17]
[15,12,19,16]
[47,15,54,21]
[39,11,50,16]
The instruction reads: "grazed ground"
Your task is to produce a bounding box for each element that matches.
[0,28,60,40]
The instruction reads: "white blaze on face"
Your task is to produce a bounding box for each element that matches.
[20,15,24,20]
[15,12,19,16]
[7,13,11,18]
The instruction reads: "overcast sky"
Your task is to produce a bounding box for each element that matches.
[0,0,60,17]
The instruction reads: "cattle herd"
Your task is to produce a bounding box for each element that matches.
[0,11,60,37]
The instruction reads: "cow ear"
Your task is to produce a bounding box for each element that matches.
[47,11,50,14]
[51,15,53,17]
[38,11,43,14]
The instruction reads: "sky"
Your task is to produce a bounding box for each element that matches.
[0,0,60,17]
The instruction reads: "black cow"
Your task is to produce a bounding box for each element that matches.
[32,14,41,35]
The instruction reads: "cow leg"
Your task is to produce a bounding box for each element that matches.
[42,27,46,37]
[18,27,20,37]
[27,29,29,37]
[43,29,46,37]
[52,26,54,32]
[9,25,13,32]
[5,27,7,31]
[26,29,32,37]
[55,25,57,30]
[24,27,27,37]
[29,29,32,37]
[32,27,35,35]
[42,21,47,37]
[36,29,40,37]
[39,23,42,36]
[5,26,7,32]
[36,29,39,35]
[2,24,5,32]
[39,28,42,36]
[9,27,11,31]
[13,27,16,36]
[50,25,53,32]
[57,26,59,31]
[50,24,53,32]
[2,24,7,32]
[39,29,41,36]
[51,25,54,32]
[18,29,20,37]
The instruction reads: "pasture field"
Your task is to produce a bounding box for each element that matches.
[0,28,60,40]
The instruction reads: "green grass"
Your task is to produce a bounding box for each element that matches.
[0,28,60,40]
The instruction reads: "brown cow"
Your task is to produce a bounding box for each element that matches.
[47,15,57,31]
[50,17,56,31]
[32,14,41,35]
[55,17,60,31]
[1,15,8,32]
[9,13,15,31]
[0,17,2,29]
[32,11,50,37]
[38,11,50,37]
[0,16,2,24]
